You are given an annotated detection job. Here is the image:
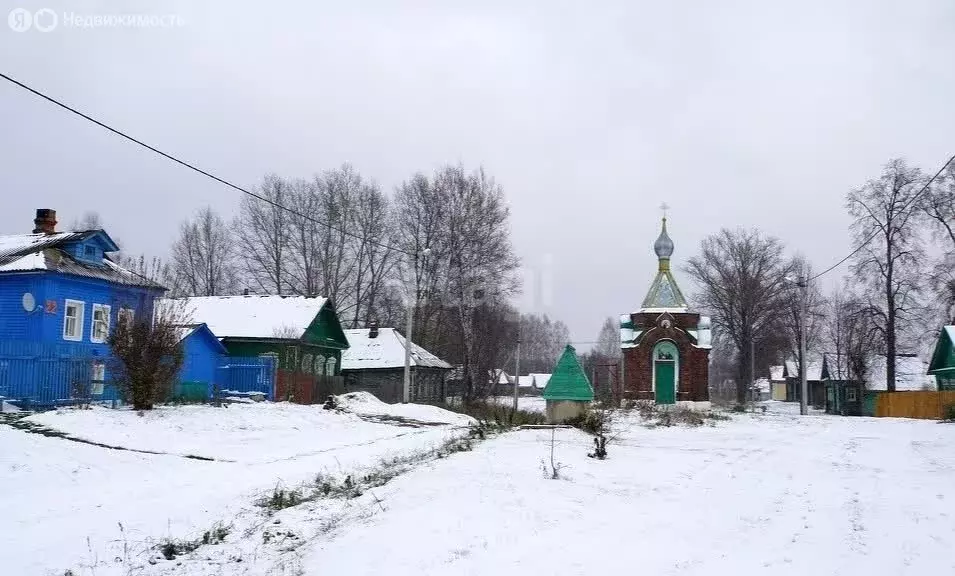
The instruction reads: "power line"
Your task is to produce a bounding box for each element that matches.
[810,152,955,281]
[0,70,416,258]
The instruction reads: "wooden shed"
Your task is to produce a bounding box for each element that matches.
[340,325,451,403]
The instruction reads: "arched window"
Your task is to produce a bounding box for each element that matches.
[301,353,313,374]
[315,355,326,376]
[655,341,678,361]
[326,356,337,376]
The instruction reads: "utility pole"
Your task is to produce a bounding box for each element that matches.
[512,329,521,411]
[799,275,809,416]
[403,248,430,404]
[750,337,755,404]
[403,303,413,404]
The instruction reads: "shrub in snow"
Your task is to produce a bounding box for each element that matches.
[108,315,184,411]
[588,434,608,460]
[158,522,231,560]
[564,410,608,435]
[443,400,546,429]
[944,403,955,422]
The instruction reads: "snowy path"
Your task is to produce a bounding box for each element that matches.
[0,402,468,575]
[274,410,955,575]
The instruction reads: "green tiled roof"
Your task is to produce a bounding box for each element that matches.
[543,344,594,402]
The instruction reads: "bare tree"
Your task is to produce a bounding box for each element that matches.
[170,206,236,296]
[442,166,520,401]
[920,164,955,318]
[824,289,880,385]
[116,253,176,292]
[312,165,362,312]
[108,302,187,410]
[685,227,794,404]
[393,172,451,348]
[69,211,103,231]
[594,316,621,360]
[236,174,291,294]
[847,158,926,392]
[518,313,570,373]
[348,174,397,328]
[286,177,323,297]
[781,256,826,378]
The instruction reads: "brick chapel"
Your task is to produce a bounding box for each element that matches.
[620,216,712,407]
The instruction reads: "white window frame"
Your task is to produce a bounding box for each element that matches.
[63,299,85,342]
[117,307,134,328]
[90,304,111,344]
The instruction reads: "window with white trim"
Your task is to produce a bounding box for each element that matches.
[91,361,106,382]
[63,300,85,341]
[117,307,134,329]
[846,387,858,402]
[91,304,111,343]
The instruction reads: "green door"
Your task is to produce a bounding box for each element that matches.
[655,361,675,404]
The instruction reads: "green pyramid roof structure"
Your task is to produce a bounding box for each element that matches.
[641,217,688,311]
[542,344,595,402]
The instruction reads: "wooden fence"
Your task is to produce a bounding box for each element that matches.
[873,391,955,420]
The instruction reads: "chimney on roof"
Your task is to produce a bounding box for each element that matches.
[243,288,250,296]
[368,319,379,339]
[33,209,57,235]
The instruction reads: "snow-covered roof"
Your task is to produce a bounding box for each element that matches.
[784,359,823,381]
[167,295,328,340]
[0,231,87,261]
[530,373,551,389]
[0,231,162,288]
[770,365,784,381]
[341,328,451,370]
[489,370,512,385]
[753,378,771,393]
[865,355,935,391]
[516,375,535,389]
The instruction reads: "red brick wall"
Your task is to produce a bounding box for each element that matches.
[623,311,709,402]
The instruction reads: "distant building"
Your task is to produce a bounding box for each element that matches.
[928,326,955,390]
[769,365,786,401]
[619,216,711,408]
[341,325,451,403]
[167,295,349,404]
[783,358,824,407]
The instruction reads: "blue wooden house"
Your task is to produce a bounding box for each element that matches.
[175,323,228,401]
[0,209,166,406]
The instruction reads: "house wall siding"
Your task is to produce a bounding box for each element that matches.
[0,273,47,340]
[222,339,341,376]
[180,330,222,387]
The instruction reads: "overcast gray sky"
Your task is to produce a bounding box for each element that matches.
[2,0,953,344]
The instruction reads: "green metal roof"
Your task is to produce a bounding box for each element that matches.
[928,326,955,374]
[543,344,595,402]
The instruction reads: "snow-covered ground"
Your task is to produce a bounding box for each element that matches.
[1,399,470,575]
[139,406,955,575]
[336,391,476,426]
